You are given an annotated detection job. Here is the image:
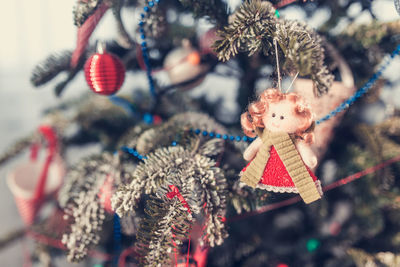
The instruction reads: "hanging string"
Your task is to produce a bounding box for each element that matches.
[187,238,191,267]
[171,226,178,267]
[273,38,282,91]
[285,71,299,93]
[228,153,400,222]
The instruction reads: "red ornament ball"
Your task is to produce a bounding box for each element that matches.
[84,52,125,95]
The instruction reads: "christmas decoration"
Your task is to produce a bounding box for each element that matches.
[2,0,400,266]
[7,156,64,225]
[6,126,64,225]
[163,41,208,90]
[240,89,322,204]
[84,43,125,95]
[70,2,109,68]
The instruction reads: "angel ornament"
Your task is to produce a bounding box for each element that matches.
[240,88,322,204]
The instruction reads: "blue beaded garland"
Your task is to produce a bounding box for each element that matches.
[121,146,147,160]
[113,214,122,264]
[316,44,400,125]
[110,27,399,150]
[138,1,160,98]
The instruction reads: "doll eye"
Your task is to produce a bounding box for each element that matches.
[280,116,284,120]
[272,113,276,117]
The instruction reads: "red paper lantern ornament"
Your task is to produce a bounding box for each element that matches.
[84,43,125,95]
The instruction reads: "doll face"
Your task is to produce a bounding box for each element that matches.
[262,100,303,133]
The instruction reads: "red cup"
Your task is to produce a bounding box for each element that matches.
[7,156,65,225]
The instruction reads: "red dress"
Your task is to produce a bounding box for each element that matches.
[241,145,320,193]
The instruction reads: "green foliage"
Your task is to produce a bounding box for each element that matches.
[60,154,111,261]
[0,134,36,167]
[275,20,333,95]
[136,195,193,267]
[59,152,136,261]
[30,51,72,87]
[178,0,228,26]
[348,249,400,267]
[213,0,277,61]
[73,0,104,27]
[342,20,400,49]
[213,0,333,96]
[136,112,227,155]
[112,144,228,246]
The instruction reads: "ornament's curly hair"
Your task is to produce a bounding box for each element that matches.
[241,88,315,143]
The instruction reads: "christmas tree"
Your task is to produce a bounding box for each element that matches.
[1,0,400,266]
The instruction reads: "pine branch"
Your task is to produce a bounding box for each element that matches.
[112,146,228,247]
[213,0,277,61]
[348,248,400,267]
[59,152,136,262]
[179,0,228,26]
[213,0,333,95]
[0,133,37,167]
[0,228,26,250]
[73,0,104,27]
[136,112,227,155]
[139,0,168,39]
[136,196,193,267]
[275,20,333,96]
[59,153,113,262]
[62,181,106,262]
[58,153,113,208]
[30,51,72,87]
[110,0,134,48]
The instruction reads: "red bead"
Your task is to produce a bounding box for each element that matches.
[84,52,125,95]
[276,264,289,267]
